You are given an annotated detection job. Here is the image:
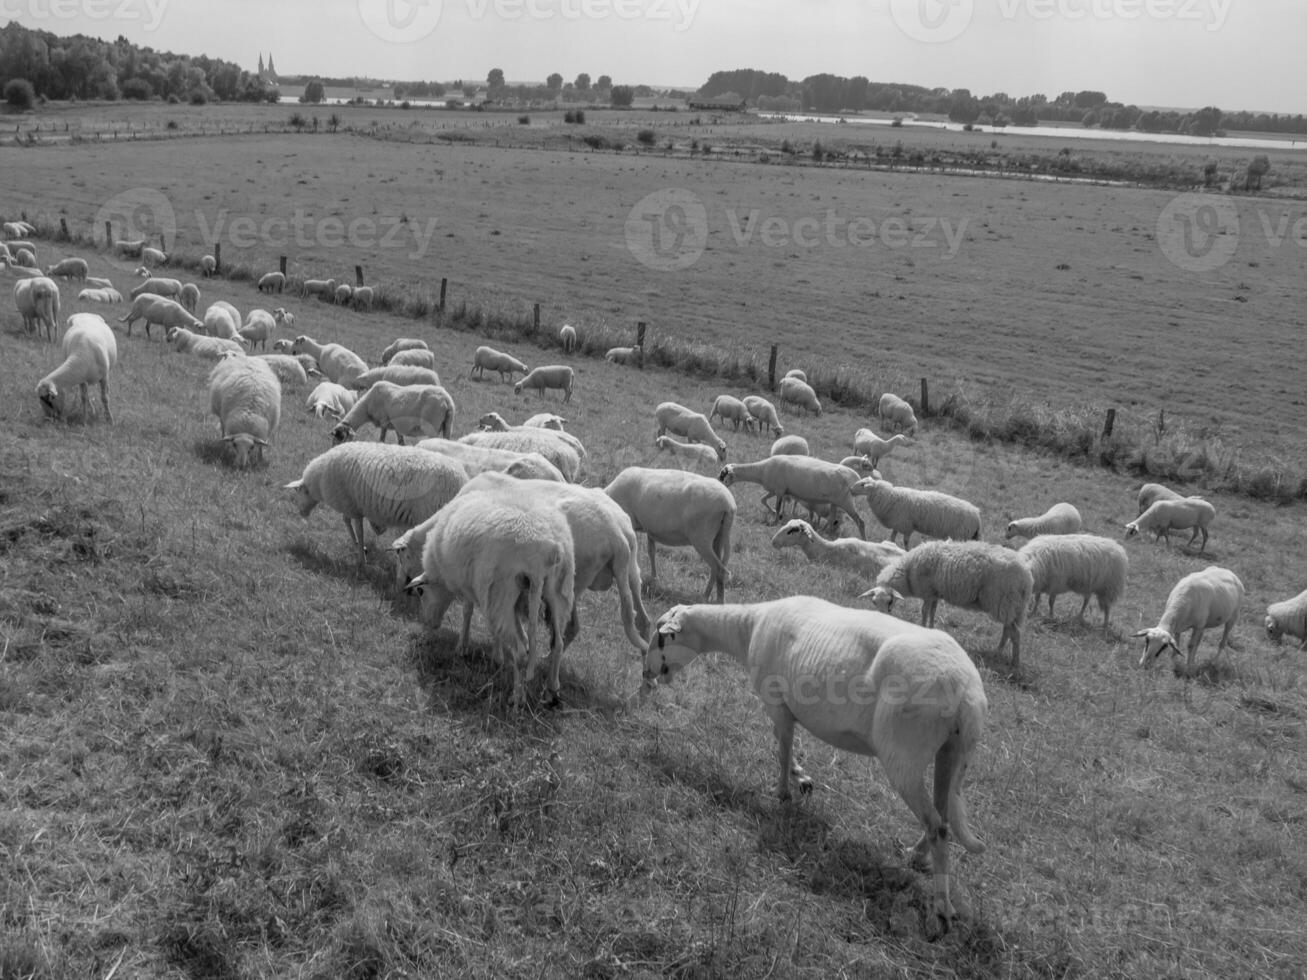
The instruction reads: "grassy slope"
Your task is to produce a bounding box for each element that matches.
[2,230,1307,975]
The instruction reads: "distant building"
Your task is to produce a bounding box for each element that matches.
[257,53,278,85]
[688,96,747,112]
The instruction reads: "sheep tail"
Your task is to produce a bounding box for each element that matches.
[937,696,986,855]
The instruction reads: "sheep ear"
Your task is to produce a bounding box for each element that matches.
[1130,629,1149,638]
[283,479,304,491]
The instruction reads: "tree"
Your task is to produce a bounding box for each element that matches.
[302,79,324,104]
[4,78,36,110]
[487,67,505,88]
[121,77,152,100]
[1246,154,1270,191]
[546,72,562,91]
[575,73,591,91]
[948,93,980,125]
[596,74,612,90]
[1190,105,1223,137]
[327,112,341,133]
[610,85,634,107]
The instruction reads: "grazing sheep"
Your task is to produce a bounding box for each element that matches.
[115,239,146,258]
[1,254,44,278]
[770,518,906,580]
[1136,482,1185,515]
[605,467,735,603]
[1016,534,1128,629]
[643,597,987,932]
[605,345,643,367]
[782,368,806,383]
[416,438,565,484]
[257,271,286,294]
[45,257,88,281]
[1125,497,1216,553]
[1004,502,1083,541]
[202,301,242,340]
[351,285,374,312]
[306,381,359,420]
[140,246,168,267]
[302,277,337,300]
[348,365,442,391]
[654,401,727,460]
[167,326,247,360]
[237,309,277,351]
[332,382,456,444]
[721,456,867,539]
[380,338,429,365]
[77,286,123,304]
[252,353,310,388]
[14,276,61,341]
[334,283,354,305]
[851,478,981,549]
[1135,566,1245,676]
[36,313,117,423]
[515,365,574,402]
[864,541,1033,669]
[839,455,880,475]
[779,376,822,416]
[559,323,577,353]
[200,254,217,277]
[208,355,281,468]
[524,413,566,430]
[14,248,36,268]
[655,434,721,472]
[285,442,469,567]
[128,276,183,301]
[879,393,919,434]
[84,276,114,289]
[1265,589,1307,650]
[290,335,368,386]
[709,394,755,432]
[853,429,910,469]
[3,220,35,238]
[770,435,808,456]
[472,345,529,382]
[743,395,784,436]
[121,295,202,339]
[387,347,437,370]
[460,428,583,483]
[178,282,200,314]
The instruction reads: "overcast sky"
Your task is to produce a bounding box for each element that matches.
[8,0,1304,114]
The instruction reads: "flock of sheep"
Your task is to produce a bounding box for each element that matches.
[12,222,1307,936]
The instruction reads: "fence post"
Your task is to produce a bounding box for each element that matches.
[213,242,221,274]
[59,217,69,241]
[159,233,168,254]
[355,264,364,287]
[534,303,541,333]
[279,255,287,277]
[439,277,448,311]
[920,377,930,417]
[768,344,778,391]
[637,321,646,348]
[105,220,113,247]
[1101,408,1116,439]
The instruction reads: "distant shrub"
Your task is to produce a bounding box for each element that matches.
[188,89,207,105]
[637,128,656,145]
[812,140,823,161]
[400,100,411,109]
[891,116,903,128]
[166,93,180,105]
[165,119,178,130]
[518,114,530,124]
[289,112,306,130]
[121,78,152,101]
[4,78,35,110]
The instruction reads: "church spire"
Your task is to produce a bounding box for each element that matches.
[257,53,264,75]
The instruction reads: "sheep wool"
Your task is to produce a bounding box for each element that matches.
[779,377,822,416]
[1265,588,1307,649]
[709,394,755,432]
[387,347,438,371]
[348,365,442,391]
[515,365,575,403]
[654,401,727,460]
[1017,533,1127,628]
[743,395,784,436]
[460,428,583,482]
[208,355,281,468]
[472,345,529,382]
[305,381,359,420]
[878,393,919,434]
[36,313,117,424]
[1134,566,1244,676]
[333,382,456,444]
[290,335,368,386]
[851,478,981,549]
[380,338,429,365]
[1004,502,1083,540]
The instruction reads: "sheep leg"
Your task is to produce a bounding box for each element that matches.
[1183,628,1205,676]
[1076,596,1089,622]
[765,705,812,799]
[457,601,474,653]
[645,534,658,583]
[837,495,866,540]
[343,515,366,566]
[1003,624,1021,671]
[1186,526,1201,550]
[99,379,113,425]
[880,739,954,932]
[1216,621,1235,656]
[78,383,90,421]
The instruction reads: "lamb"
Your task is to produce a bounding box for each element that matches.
[654,401,727,460]
[166,326,247,360]
[720,456,867,539]
[14,248,36,268]
[524,413,566,430]
[770,435,808,456]
[879,393,919,434]
[1125,497,1216,553]
[334,283,354,305]
[742,395,784,436]
[208,355,281,468]
[237,309,278,351]
[1136,482,1185,515]
[605,345,643,367]
[199,254,217,277]
[302,277,337,300]
[290,335,368,387]
[351,285,374,312]
[178,282,200,314]
[460,428,583,483]
[770,518,906,579]
[141,246,168,267]
[514,365,574,403]
[655,434,721,472]
[257,271,286,294]
[36,313,117,424]
[77,287,122,304]
[471,345,529,382]
[853,429,910,469]
[415,438,565,483]
[348,365,442,390]
[851,478,981,549]
[380,338,429,365]
[1264,588,1307,650]
[285,442,469,567]
[332,382,456,444]
[709,394,755,432]
[202,301,242,341]
[643,597,987,932]
[305,381,358,420]
[1004,502,1083,540]
[1016,534,1128,629]
[1134,566,1245,676]
[45,257,88,281]
[559,323,577,353]
[604,467,735,602]
[129,277,183,301]
[387,347,437,370]
[1,254,44,278]
[14,276,60,341]
[778,376,822,416]
[863,541,1034,669]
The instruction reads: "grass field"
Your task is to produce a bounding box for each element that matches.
[3,132,1307,978]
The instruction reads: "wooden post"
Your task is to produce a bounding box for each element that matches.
[355,264,364,287]
[105,220,113,247]
[768,344,779,391]
[279,255,287,277]
[534,303,541,333]
[1157,409,1165,435]
[636,321,647,348]
[1102,408,1116,439]
[920,377,930,417]
[213,242,222,274]
[159,233,168,254]
[21,210,27,222]
[439,277,448,311]
[59,217,69,241]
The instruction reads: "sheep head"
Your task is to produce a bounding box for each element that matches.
[643,605,704,688]
[36,380,62,419]
[718,464,736,486]
[858,585,900,614]
[283,479,318,517]
[224,434,267,469]
[1124,521,1141,539]
[1132,627,1180,667]
[331,422,356,445]
[1265,615,1283,644]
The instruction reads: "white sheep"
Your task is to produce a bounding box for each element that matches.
[1,254,44,278]
[202,301,242,340]
[1136,482,1185,515]
[1265,589,1307,650]
[853,429,910,469]
[129,276,183,301]
[1016,533,1128,629]
[302,277,337,300]
[460,428,583,483]
[351,285,374,312]
[879,393,919,434]
[782,368,806,383]
[178,282,200,314]
[654,401,727,460]
[77,287,122,304]
[3,220,35,238]
[1135,566,1245,676]
[252,353,309,388]
[778,376,822,416]
[851,478,981,549]
[769,435,808,456]
[257,271,285,294]
[200,254,217,277]
[864,541,1033,669]
[1125,497,1216,552]
[380,338,429,365]
[604,467,735,602]
[290,335,368,386]
[238,309,277,351]
[770,519,906,580]
[605,345,643,367]
[348,365,442,391]
[559,323,577,353]
[305,381,359,420]
[471,345,529,383]
[116,239,146,258]
[141,246,168,267]
[334,283,354,305]
[83,276,114,289]
[208,355,280,468]
[643,597,987,932]
[286,442,469,567]
[387,348,437,371]
[45,257,88,281]
[720,456,867,539]
[743,395,784,436]
[14,247,36,268]
[332,382,456,445]
[167,326,247,360]
[120,295,201,339]
[515,365,574,402]
[655,434,721,472]
[14,276,60,342]
[709,394,755,433]
[1004,502,1083,540]
[524,413,566,430]
[36,313,117,423]
[415,438,565,484]
[839,455,880,475]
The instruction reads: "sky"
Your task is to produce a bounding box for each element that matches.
[6,0,1305,115]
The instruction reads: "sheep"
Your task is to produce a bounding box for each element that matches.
[285,442,469,567]
[853,429,910,469]
[252,353,310,388]
[460,428,583,483]
[863,541,1034,669]
[839,455,880,475]
[1134,566,1245,676]
[514,365,574,402]
[1,254,44,278]
[115,239,146,258]
[524,413,566,430]
[3,220,35,238]
[720,456,867,539]
[778,376,822,416]
[202,301,242,340]
[1125,497,1216,553]
[14,248,36,268]
[387,347,437,371]
[77,286,123,304]
[257,271,285,294]
[559,323,577,353]
[129,277,183,301]
[36,313,117,423]
[178,282,200,314]
[743,395,784,436]
[84,276,114,289]
[415,438,565,484]
[770,518,906,580]
[605,345,643,367]
[4,239,37,257]
[1264,588,1307,650]
[166,326,247,360]
[237,309,277,351]
[709,394,755,432]
[334,283,354,305]
[302,277,337,300]
[1004,502,1083,541]
[879,393,919,434]
[1136,482,1186,515]
[140,246,167,267]
[332,382,456,445]
[851,478,981,549]
[118,294,199,339]
[643,597,987,932]
[1016,534,1128,629]
[45,257,88,281]
[200,254,217,277]
[380,338,429,365]
[290,335,368,387]
[351,285,374,312]
[655,434,721,472]
[306,381,359,420]
[471,345,529,383]
[208,355,280,468]
[14,276,60,342]
[604,467,735,602]
[782,368,806,383]
[654,401,727,460]
[132,265,151,278]
[770,435,809,456]
[348,365,442,391]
